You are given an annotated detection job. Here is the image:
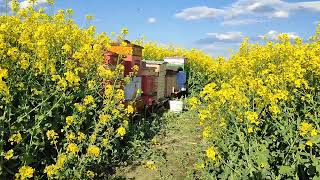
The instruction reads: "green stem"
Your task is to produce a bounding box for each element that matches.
[234,121,253,176]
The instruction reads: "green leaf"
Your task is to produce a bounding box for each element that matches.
[279,165,293,175]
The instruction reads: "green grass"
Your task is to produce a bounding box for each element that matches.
[113,110,201,180]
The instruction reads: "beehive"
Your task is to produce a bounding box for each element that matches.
[106,42,144,77]
[142,60,167,100]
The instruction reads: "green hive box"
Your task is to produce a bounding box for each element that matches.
[164,57,185,71]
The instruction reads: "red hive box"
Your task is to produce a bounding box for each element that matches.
[141,75,155,96]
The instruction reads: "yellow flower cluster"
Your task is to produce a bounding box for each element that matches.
[299,122,318,137]
[46,130,58,140]
[87,145,100,157]
[116,126,126,138]
[15,165,34,180]
[245,111,259,125]
[67,143,79,154]
[4,149,14,160]
[187,25,320,176]
[205,146,216,160]
[44,154,66,178]
[1,2,134,178]
[9,132,22,145]
[144,160,157,170]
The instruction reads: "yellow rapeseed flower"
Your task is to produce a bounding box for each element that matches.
[15,165,34,180]
[311,129,318,137]
[47,0,54,5]
[74,103,85,113]
[121,28,129,35]
[66,116,75,126]
[66,132,76,142]
[86,170,95,179]
[11,0,20,13]
[4,149,14,160]
[44,164,58,178]
[188,97,199,110]
[83,95,94,105]
[126,105,134,114]
[205,146,216,160]
[46,130,58,141]
[245,111,259,125]
[65,71,80,86]
[306,140,313,147]
[9,132,22,145]
[144,160,157,170]
[202,126,211,139]
[87,145,100,157]
[87,80,96,90]
[66,143,79,154]
[77,132,86,141]
[299,122,313,136]
[86,15,94,21]
[99,114,110,123]
[56,154,67,168]
[117,126,126,137]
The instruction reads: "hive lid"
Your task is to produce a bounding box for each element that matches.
[142,60,168,64]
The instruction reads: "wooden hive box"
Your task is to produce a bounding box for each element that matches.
[165,73,177,97]
[153,76,165,100]
[140,67,157,76]
[142,60,168,100]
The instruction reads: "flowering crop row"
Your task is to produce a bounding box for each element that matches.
[0,3,135,179]
[189,30,320,179]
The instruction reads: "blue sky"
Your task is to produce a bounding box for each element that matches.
[2,0,320,57]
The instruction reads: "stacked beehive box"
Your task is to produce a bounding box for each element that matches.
[105,42,144,101]
[142,61,167,100]
[165,70,177,97]
[107,42,144,77]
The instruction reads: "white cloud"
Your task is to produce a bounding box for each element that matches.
[222,18,262,26]
[206,32,244,42]
[272,10,289,18]
[196,32,244,44]
[259,30,299,40]
[175,6,224,20]
[175,0,320,25]
[147,17,156,24]
[293,2,320,12]
[20,0,48,9]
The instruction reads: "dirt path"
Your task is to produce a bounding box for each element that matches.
[114,110,200,180]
